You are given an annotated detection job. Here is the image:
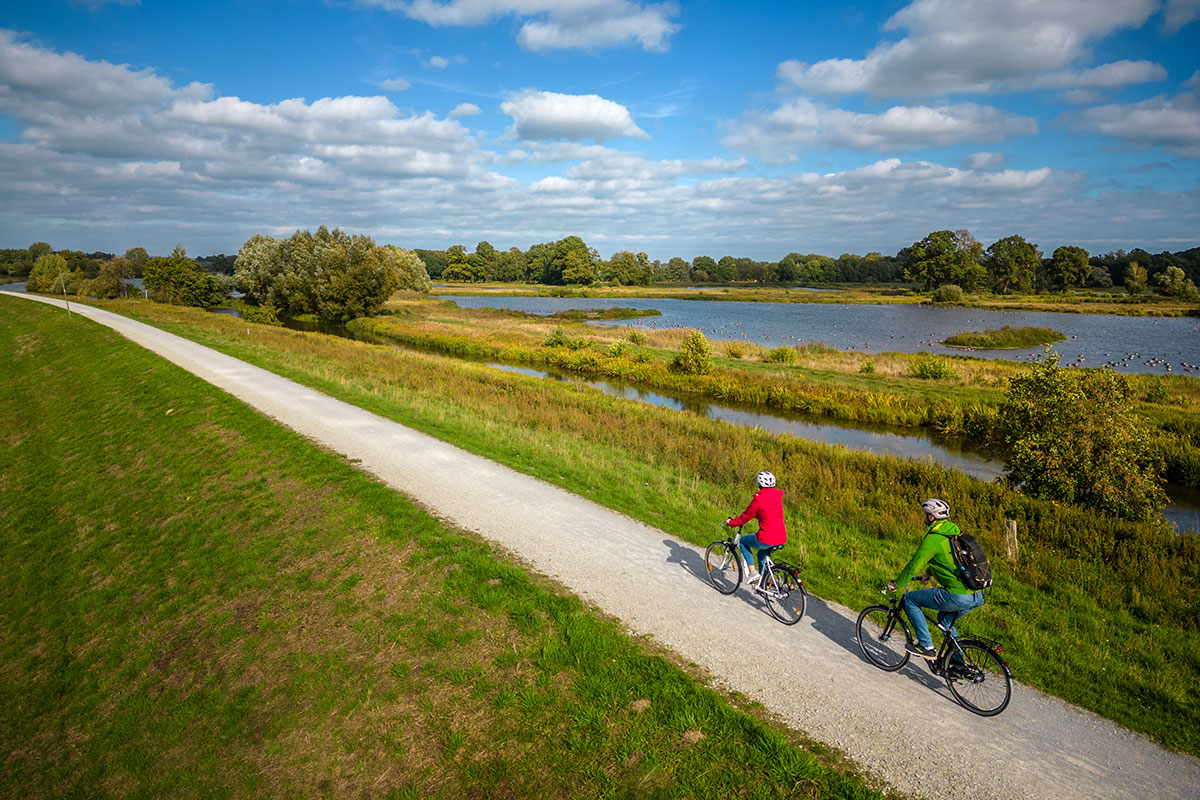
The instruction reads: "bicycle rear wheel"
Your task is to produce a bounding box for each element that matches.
[945,640,1012,716]
[704,540,741,594]
[762,568,806,625]
[856,605,911,671]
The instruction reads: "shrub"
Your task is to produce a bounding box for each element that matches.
[908,352,956,380]
[931,284,964,303]
[767,346,797,364]
[242,303,282,326]
[605,340,628,358]
[626,330,647,346]
[671,330,712,375]
[1143,381,1169,404]
[544,327,568,347]
[724,341,747,359]
[1001,352,1166,521]
[859,359,876,374]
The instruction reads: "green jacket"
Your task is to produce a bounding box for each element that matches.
[894,520,974,595]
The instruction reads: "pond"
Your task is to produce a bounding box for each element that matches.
[442,295,1200,376]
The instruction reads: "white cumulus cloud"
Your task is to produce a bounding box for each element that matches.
[366,0,681,51]
[723,98,1036,158]
[501,89,649,142]
[382,77,411,91]
[449,102,482,118]
[778,0,1161,98]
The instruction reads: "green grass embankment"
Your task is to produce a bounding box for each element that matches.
[78,297,1200,758]
[0,296,890,800]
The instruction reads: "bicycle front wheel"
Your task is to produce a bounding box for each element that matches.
[763,568,806,625]
[856,605,911,671]
[704,540,741,594]
[945,640,1012,716]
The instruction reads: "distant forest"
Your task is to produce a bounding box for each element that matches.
[3,234,1199,297]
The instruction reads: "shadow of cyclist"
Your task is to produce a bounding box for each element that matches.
[661,537,796,619]
[802,593,948,693]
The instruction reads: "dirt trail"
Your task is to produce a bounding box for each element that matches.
[11,291,1200,800]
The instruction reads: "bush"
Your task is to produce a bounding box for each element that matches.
[626,330,647,346]
[242,303,282,326]
[767,346,797,364]
[671,330,712,375]
[1001,352,1166,521]
[544,327,568,347]
[605,340,628,358]
[908,352,956,380]
[859,359,876,374]
[144,246,226,307]
[931,284,964,303]
[724,341,747,359]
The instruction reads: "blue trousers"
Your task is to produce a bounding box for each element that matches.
[903,587,984,650]
[737,533,767,572]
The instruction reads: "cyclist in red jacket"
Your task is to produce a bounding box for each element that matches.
[726,471,787,587]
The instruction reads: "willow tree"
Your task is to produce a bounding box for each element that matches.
[234,227,431,323]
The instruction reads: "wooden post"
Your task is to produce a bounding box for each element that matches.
[1005,519,1019,564]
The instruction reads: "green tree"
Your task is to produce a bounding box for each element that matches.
[1124,262,1148,295]
[82,256,136,299]
[1000,352,1165,521]
[234,228,429,321]
[442,245,484,282]
[692,255,717,281]
[562,249,598,285]
[28,242,52,262]
[1044,245,1091,291]
[985,235,1041,294]
[902,230,985,291]
[144,245,226,307]
[671,330,712,375]
[1152,266,1200,301]
[26,253,69,293]
[471,241,498,280]
[604,251,651,285]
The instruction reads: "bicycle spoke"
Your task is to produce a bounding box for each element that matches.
[945,641,1012,716]
[856,605,910,671]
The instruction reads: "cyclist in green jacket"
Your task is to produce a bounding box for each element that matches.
[886,498,984,660]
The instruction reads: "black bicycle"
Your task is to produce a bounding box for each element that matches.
[856,590,1012,716]
[704,526,807,625]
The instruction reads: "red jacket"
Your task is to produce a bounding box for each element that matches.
[729,488,787,545]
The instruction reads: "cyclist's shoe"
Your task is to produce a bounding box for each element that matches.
[744,571,762,587]
[906,642,937,660]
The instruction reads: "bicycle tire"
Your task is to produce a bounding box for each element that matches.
[856,605,911,671]
[945,640,1012,716]
[762,567,806,625]
[704,540,741,594]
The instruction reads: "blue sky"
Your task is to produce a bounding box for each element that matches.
[1,0,1197,261]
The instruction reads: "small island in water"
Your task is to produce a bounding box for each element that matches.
[943,324,1065,349]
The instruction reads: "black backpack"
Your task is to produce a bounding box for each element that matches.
[948,532,993,591]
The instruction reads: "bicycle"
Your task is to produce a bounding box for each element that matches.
[856,589,1012,716]
[704,526,807,625]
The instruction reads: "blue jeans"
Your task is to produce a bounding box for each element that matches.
[903,587,984,650]
[737,533,767,572]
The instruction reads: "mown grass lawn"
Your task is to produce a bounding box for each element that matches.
[0,295,890,800]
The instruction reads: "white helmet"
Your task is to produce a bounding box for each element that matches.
[921,498,951,520]
[756,471,776,488]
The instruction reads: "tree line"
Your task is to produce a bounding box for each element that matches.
[6,230,1199,305]
[414,232,1199,298]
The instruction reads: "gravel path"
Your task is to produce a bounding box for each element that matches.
[12,292,1200,800]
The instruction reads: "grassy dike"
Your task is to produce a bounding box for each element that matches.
[0,296,892,800]
[41,296,1200,758]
